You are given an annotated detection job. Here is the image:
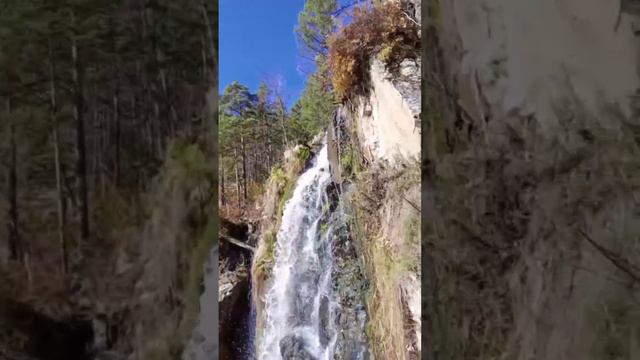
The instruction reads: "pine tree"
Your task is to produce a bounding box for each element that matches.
[0,0,212,281]
[295,0,338,57]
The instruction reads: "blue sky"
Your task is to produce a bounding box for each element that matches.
[219,1,309,108]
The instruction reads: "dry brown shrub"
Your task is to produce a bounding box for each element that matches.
[327,1,420,101]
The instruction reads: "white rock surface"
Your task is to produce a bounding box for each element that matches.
[452,0,640,134]
[355,60,421,164]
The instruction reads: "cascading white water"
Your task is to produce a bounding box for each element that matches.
[259,143,339,360]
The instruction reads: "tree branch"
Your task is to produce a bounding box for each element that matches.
[578,229,640,283]
[332,0,368,16]
[221,235,255,252]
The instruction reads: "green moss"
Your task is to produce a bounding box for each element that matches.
[179,213,216,339]
[264,229,277,262]
[397,255,419,274]
[270,167,287,188]
[94,186,144,233]
[144,333,185,360]
[168,143,213,183]
[277,181,295,219]
[254,228,278,277]
[364,320,375,338]
[587,298,640,360]
[377,43,394,63]
[340,147,354,177]
[405,215,420,246]
[426,0,441,31]
[320,223,329,236]
[166,335,184,359]
[255,163,298,280]
[322,201,331,214]
[297,146,311,163]
[377,38,406,65]
[402,215,420,273]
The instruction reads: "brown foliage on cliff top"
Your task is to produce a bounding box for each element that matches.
[327,1,420,101]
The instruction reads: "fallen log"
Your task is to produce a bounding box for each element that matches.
[221,235,255,252]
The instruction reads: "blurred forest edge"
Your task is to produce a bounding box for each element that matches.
[423,0,640,359]
[0,0,216,359]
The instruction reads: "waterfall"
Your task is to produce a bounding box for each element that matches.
[259,143,339,360]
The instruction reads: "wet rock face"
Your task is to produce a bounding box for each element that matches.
[334,305,370,360]
[329,202,371,360]
[218,274,252,360]
[213,218,256,360]
[408,0,421,23]
[319,296,331,346]
[289,277,318,326]
[279,334,318,360]
[327,116,343,184]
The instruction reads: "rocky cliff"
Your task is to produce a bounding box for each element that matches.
[329,53,422,359]
[350,59,421,164]
[0,139,217,360]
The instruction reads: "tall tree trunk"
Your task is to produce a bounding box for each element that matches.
[200,35,207,79]
[200,0,215,78]
[148,3,165,158]
[234,147,241,207]
[48,40,67,274]
[153,101,162,157]
[145,96,154,160]
[6,98,20,262]
[263,112,273,170]
[252,156,258,184]
[139,3,155,163]
[241,134,248,201]
[278,96,289,148]
[158,67,177,139]
[139,3,150,162]
[71,23,89,244]
[92,107,100,191]
[113,87,120,186]
[131,91,141,188]
[220,164,226,206]
[110,15,121,187]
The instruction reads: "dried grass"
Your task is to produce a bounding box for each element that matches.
[424,21,640,358]
[349,155,421,359]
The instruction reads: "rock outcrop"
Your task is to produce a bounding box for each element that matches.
[330,48,422,359]
[352,59,421,164]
